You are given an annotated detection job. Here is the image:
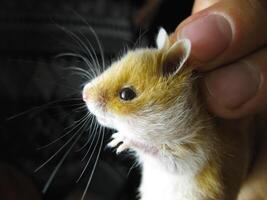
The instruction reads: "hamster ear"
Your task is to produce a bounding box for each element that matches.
[156,27,170,50]
[162,39,191,76]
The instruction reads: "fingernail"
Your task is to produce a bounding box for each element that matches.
[205,62,261,109]
[181,14,232,61]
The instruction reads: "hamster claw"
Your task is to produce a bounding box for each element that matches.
[116,143,129,154]
[107,138,122,148]
[107,132,124,148]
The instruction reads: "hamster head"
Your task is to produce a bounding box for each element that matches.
[83,28,192,146]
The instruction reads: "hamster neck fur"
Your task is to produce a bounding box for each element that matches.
[123,74,221,200]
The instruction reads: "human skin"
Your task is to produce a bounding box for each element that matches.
[171,0,267,199]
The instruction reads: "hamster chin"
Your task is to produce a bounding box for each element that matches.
[87,101,161,156]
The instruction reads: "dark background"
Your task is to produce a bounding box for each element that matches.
[0,0,193,199]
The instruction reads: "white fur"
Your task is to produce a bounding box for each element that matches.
[139,157,202,200]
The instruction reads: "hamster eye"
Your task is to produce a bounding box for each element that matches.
[119,87,136,101]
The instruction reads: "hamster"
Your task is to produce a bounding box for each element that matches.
[82,28,254,200]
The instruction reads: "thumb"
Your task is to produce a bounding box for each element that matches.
[175,0,267,68]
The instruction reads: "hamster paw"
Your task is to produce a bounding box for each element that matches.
[107,132,130,154]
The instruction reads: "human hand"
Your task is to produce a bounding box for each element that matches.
[173,0,267,119]
[172,0,267,199]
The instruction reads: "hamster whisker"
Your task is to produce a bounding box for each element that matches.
[42,129,84,194]
[68,67,93,80]
[66,65,93,79]
[63,103,87,110]
[76,131,95,153]
[37,113,91,150]
[87,26,106,73]
[127,160,140,177]
[47,103,87,122]
[66,10,104,70]
[51,16,101,77]
[35,116,90,172]
[80,128,104,200]
[76,124,101,183]
[80,119,99,162]
[6,96,82,121]
[31,72,83,93]
[72,54,98,79]
[71,61,98,80]
[55,24,101,76]
[76,29,102,75]
[133,28,149,49]
[71,105,88,113]
[70,11,105,74]
[67,112,92,129]
[62,112,91,133]
[56,53,97,78]
[75,116,98,152]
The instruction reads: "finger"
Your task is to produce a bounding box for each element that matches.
[202,46,267,119]
[237,113,267,200]
[192,0,220,14]
[174,0,267,69]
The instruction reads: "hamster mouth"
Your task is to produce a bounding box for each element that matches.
[107,132,159,155]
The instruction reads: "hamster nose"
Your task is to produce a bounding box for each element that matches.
[82,88,91,102]
[83,92,89,102]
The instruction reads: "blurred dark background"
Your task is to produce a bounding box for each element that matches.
[0,0,193,199]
